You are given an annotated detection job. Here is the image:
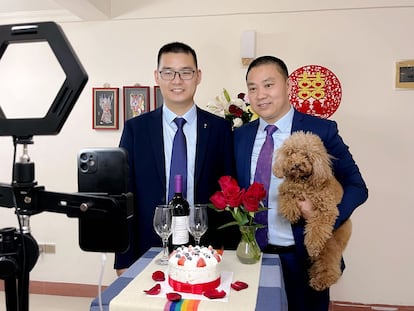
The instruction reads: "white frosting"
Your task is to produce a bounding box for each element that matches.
[168,245,221,284]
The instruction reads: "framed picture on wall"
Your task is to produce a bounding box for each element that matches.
[123,86,150,121]
[395,60,414,89]
[92,87,119,130]
[154,85,164,110]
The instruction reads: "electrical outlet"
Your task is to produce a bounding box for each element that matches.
[39,243,56,254]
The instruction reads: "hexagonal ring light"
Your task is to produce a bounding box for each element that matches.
[0,21,88,138]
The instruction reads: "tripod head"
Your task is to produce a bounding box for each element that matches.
[0,20,132,250]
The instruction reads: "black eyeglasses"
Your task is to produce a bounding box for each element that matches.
[159,70,196,81]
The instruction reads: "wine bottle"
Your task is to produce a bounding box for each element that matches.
[169,174,190,249]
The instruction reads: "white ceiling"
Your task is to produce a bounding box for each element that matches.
[0,0,112,23]
[2,0,414,25]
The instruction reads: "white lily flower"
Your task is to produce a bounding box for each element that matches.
[233,118,244,128]
[207,88,254,130]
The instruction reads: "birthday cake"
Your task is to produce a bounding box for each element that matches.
[168,245,222,294]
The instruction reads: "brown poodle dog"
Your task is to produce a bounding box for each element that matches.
[273,131,352,291]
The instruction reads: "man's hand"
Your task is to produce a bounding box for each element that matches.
[296,195,314,220]
[116,268,127,277]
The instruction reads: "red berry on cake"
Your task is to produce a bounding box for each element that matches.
[197,258,206,267]
[216,248,224,256]
[213,253,221,263]
[177,256,186,266]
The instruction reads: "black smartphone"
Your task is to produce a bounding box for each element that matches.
[77,147,129,195]
[77,147,130,253]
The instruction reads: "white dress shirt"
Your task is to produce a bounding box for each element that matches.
[163,104,197,206]
[250,106,295,246]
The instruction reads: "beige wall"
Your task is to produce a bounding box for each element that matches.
[1,1,414,306]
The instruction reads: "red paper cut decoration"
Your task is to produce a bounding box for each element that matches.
[289,65,342,119]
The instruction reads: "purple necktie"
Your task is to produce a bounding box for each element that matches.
[168,118,187,201]
[254,124,277,250]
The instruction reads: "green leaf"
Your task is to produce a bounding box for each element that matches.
[257,206,269,213]
[223,89,231,103]
[208,203,226,212]
[217,221,239,230]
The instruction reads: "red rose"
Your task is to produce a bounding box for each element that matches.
[247,182,266,200]
[237,92,245,99]
[210,191,227,210]
[243,182,266,212]
[229,104,243,118]
[211,176,267,229]
[217,176,244,208]
[223,188,244,208]
[218,176,238,191]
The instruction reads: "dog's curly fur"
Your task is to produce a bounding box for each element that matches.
[273,131,352,291]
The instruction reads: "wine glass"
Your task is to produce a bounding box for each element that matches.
[187,204,208,246]
[153,205,173,265]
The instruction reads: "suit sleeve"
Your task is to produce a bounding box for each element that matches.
[323,121,368,228]
[114,120,139,269]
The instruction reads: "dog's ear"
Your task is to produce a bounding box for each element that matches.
[273,148,285,178]
[308,147,333,186]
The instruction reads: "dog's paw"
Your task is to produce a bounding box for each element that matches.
[309,277,330,291]
[309,271,340,291]
[308,257,342,291]
[279,203,301,223]
[304,235,326,257]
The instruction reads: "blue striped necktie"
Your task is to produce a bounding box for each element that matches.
[168,118,187,201]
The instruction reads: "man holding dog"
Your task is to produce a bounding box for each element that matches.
[233,56,368,310]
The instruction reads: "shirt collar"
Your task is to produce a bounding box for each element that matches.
[258,105,294,134]
[163,104,197,126]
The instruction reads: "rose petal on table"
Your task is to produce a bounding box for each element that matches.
[152,270,165,281]
[143,283,161,295]
[166,292,182,301]
[231,281,249,291]
[203,289,226,299]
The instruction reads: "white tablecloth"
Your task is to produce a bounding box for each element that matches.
[90,247,287,311]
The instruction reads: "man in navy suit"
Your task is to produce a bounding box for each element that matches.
[234,56,368,310]
[115,42,237,275]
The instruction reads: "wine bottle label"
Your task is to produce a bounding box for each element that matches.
[172,216,189,245]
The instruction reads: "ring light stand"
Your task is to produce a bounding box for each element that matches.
[0,22,132,311]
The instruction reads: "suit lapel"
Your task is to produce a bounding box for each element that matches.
[238,120,259,187]
[291,109,305,133]
[149,108,166,190]
[194,108,209,186]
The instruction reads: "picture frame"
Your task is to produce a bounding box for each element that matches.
[92,87,119,130]
[154,85,164,110]
[123,86,150,121]
[395,60,414,89]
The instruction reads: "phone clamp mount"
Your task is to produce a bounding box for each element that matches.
[0,22,132,311]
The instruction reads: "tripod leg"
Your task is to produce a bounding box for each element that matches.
[4,278,18,311]
[18,272,30,311]
[15,233,39,311]
[1,228,39,311]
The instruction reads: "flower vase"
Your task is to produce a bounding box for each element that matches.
[236,225,261,264]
